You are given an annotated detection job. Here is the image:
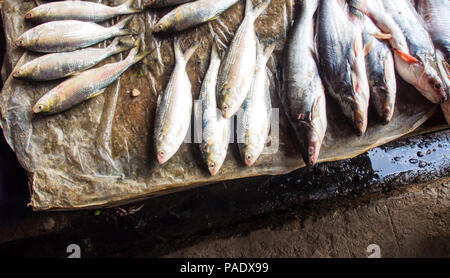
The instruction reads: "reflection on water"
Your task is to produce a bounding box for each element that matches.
[367,131,449,179]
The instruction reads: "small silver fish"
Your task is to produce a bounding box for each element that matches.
[13,38,133,81]
[152,0,239,33]
[144,0,196,8]
[237,42,275,167]
[32,39,153,114]
[199,43,231,176]
[363,16,397,124]
[317,0,370,135]
[281,0,327,165]
[217,0,271,119]
[16,15,135,53]
[24,0,141,23]
[154,39,199,164]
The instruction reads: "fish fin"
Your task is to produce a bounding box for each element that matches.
[370,32,392,40]
[363,37,373,57]
[126,38,142,60]
[117,0,142,14]
[393,48,419,64]
[310,48,319,65]
[249,0,271,20]
[207,15,218,22]
[353,37,362,57]
[436,49,450,87]
[88,88,106,100]
[133,48,155,64]
[107,37,133,55]
[348,0,369,16]
[173,37,184,63]
[113,15,135,36]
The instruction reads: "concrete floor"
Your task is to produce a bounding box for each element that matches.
[164,177,450,258]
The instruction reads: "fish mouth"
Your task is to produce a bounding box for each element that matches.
[208,165,220,176]
[32,103,44,114]
[354,112,367,135]
[221,105,231,118]
[153,25,163,33]
[24,11,34,19]
[157,150,169,164]
[244,153,256,167]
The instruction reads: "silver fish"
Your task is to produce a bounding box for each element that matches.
[16,15,135,53]
[199,43,230,176]
[281,0,327,165]
[144,0,196,8]
[363,16,397,124]
[415,0,450,124]
[351,0,447,104]
[152,0,239,33]
[24,0,141,23]
[237,42,275,167]
[32,39,153,114]
[154,39,199,165]
[217,0,270,119]
[13,38,133,81]
[317,0,370,135]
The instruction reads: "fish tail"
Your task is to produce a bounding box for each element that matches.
[113,15,136,36]
[247,0,271,20]
[126,38,155,64]
[259,42,276,66]
[210,42,220,63]
[116,0,142,15]
[174,38,200,65]
[107,37,134,55]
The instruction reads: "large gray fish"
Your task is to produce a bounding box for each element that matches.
[16,15,135,53]
[154,40,199,165]
[238,43,275,167]
[415,0,450,124]
[217,0,270,119]
[351,0,447,104]
[13,38,133,81]
[317,0,370,135]
[32,39,153,114]
[281,0,327,165]
[144,0,196,8]
[152,0,239,33]
[363,16,397,124]
[24,0,141,23]
[199,44,230,176]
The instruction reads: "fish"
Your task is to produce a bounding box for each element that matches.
[152,0,239,33]
[281,0,327,165]
[154,39,199,165]
[13,38,134,81]
[317,0,370,135]
[24,0,141,23]
[237,42,275,167]
[16,15,135,53]
[415,0,450,124]
[199,43,231,176]
[351,0,447,104]
[32,38,153,114]
[144,0,196,8]
[217,0,270,119]
[363,16,397,124]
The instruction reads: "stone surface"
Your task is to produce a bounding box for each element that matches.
[164,178,450,258]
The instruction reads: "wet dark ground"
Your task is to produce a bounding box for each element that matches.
[0,11,449,258]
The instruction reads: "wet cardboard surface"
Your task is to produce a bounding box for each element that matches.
[0,0,446,211]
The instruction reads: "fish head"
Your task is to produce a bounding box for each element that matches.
[24,10,35,20]
[220,87,238,118]
[303,127,324,166]
[201,141,228,176]
[417,62,447,103]
[12,66,28,79]
[15,32,35,49]
[153,15,174,33]
[241,145,259,167]
[155,139,178,164]
[32,92,58,114]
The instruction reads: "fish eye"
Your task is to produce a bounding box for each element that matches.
[25,11,32,18]
[434,83,442,90]
[246,154,252,161]
[158,150,165,157]
[208,162,216,169]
